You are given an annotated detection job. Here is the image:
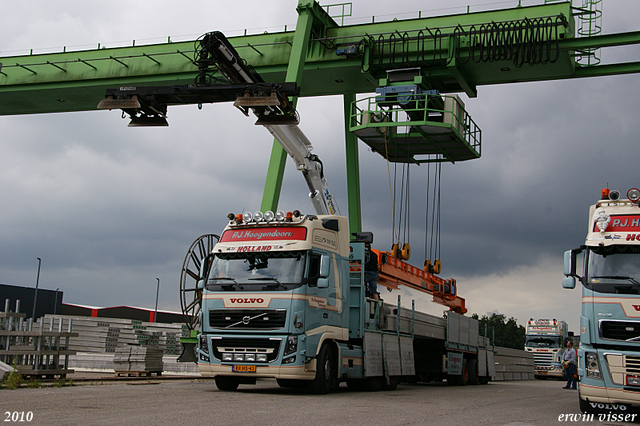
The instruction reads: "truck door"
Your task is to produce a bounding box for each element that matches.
[305,251,341,331]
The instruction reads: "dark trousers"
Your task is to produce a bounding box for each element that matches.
[565,363,577,389]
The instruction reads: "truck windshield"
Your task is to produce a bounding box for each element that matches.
[587,247,640,294]
[205,251,306,292]
[525,335,562,348]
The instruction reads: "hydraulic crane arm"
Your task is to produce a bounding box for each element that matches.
[261,123,339,215]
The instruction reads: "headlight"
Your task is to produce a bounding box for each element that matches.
[222,353,233,361]
[628,188,640,202]
[282,356,296,364]
[586,352,602,380]
[275,210,286,221]
[245,354,256,362]
[253,211,264,222]
[257,354,268,362]
[627,375,640,386]
[284,336,298,356]
[233,353,244,362]
[264,211,275,222]
[243,211,253,223]
[199,335,209,353]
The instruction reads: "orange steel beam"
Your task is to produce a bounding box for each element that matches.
[372,249,467,315]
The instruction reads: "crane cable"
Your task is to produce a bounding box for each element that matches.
[424,161,442,274]
[383,124,412,260]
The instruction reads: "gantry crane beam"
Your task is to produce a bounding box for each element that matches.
[2,1,640,117]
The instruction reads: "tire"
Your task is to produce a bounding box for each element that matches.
[456,359,469,386]
[215,376,240,391]
[309,344,334,394]
[382,376,399,391]
[468,359,479,385]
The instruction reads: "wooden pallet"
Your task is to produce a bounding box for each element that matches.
[114,370,162,378]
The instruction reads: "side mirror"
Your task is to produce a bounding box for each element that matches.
[562,276,577,289]
[317,278,329,289]
[563,250,574,276]
[319,255,331,278]
[197,279,205,290]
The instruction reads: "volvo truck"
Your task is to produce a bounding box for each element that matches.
[563,188,640,413]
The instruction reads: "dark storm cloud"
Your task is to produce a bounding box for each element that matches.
[0,0,639,330]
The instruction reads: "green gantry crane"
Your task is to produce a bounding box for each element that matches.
[0,0,639,236]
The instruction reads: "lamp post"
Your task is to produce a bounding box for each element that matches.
[154,278,160,323]
[54,288,60,315]
[31,257,41,320]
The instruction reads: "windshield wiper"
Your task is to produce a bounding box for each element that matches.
[248,277,286,289]
[591,275,640,286]
[208,277,243,290]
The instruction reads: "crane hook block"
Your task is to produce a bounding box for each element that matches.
[390,243,400,259]
[433,259,442,275]
[401,243,411,261]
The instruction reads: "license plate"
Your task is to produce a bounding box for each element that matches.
[539,371,547,375]
[232,365,256,373]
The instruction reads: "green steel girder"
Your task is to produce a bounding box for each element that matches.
[0,1,605,116]
[1,0,640,233]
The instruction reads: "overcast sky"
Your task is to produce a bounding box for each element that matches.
[1,0,639,332]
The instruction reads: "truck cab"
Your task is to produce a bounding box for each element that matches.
[524,318,568,379]
[563,188,640,413]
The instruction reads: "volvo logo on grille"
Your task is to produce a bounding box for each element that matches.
[242,316,251,325]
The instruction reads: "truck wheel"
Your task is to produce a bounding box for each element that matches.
[215,376,240,391]
[468,359,479,385]
[382,376,399,391]
[309,344,334,394]
[456,359,469,386]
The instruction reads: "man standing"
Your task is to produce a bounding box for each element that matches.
[562,340,577,390]
[364,241,380,301]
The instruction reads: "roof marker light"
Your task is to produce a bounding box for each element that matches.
[609,190,621,201]
[235,214,243,224]
[627,188,640,202]
[286,211,293,222]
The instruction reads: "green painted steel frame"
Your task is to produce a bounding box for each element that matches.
[1,0,640,234]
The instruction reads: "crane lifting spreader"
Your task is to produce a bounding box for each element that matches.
[373,249,466,314]
[97,30,465,314]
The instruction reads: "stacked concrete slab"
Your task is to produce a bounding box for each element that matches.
[39,315,186,355]
[113,345,163,373]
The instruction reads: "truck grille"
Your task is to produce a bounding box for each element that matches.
[600,320,640,341]
[211,337,281,363]
[533,353,554,366]
[627,356,640,375]
[209,309,286,330]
